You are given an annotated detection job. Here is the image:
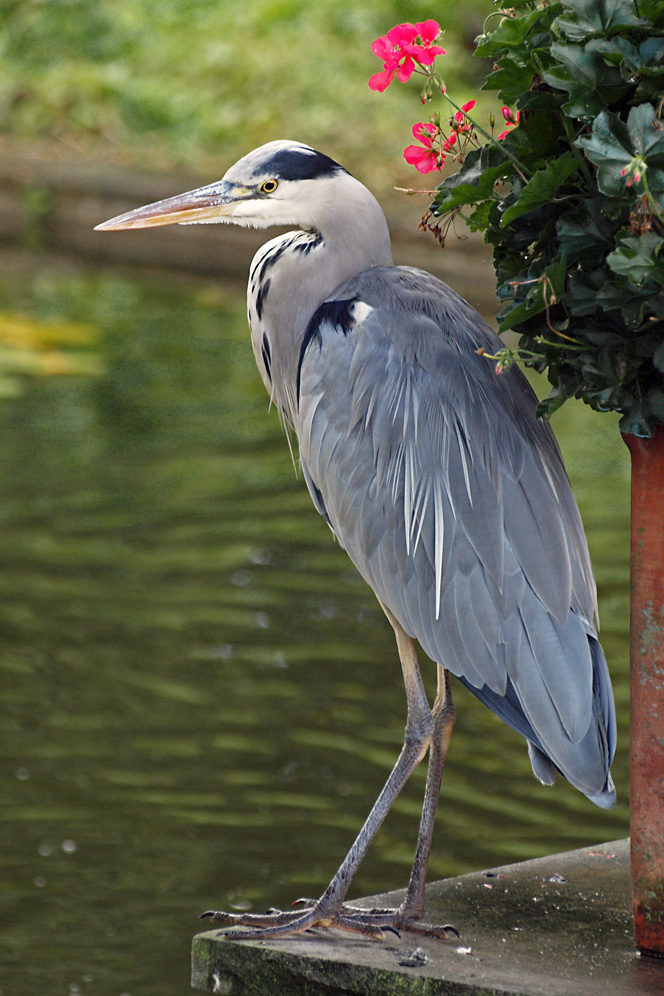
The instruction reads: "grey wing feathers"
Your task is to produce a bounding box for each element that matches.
[296,266,615,806]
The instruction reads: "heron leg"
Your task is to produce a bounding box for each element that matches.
[200,608,457,940]
[308,608,436,914]
[398,664,455,923]
[201,607,458,940]
[314,664,456,940]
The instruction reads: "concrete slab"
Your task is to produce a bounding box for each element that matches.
[191,839,664,996]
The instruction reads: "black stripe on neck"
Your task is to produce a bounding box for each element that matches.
[296,298,357,405]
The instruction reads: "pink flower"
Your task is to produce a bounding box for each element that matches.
[369,21,445,91]
[403,121,444,173]
[368,67,397,92]
[416,20,442,44]
[369,24,418,90]
[497,106,520,140]
[404,144,440,173]
[371,27,413,66]
[454,99,476,122]
[386,23,419,47]
[412,20,446,65]
[442,131,457,152]
[413,121,438,142]
[451,99,476,135]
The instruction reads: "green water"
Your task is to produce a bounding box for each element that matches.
[0,260,630,996]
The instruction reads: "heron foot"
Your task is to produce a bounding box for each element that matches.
[199,900,459,942]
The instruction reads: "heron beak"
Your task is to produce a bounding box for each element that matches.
[94,181,249,231]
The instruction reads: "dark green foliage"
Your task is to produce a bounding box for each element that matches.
[429,0,664,437]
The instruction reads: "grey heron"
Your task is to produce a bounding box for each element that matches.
[96,140,616,941]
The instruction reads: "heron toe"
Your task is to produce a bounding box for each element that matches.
[199,900,458,941]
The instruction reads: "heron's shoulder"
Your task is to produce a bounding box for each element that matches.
[306,264,531,426]
[350,264,480,311]
[329,264,501,357]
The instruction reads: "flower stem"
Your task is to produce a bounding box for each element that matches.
[641,170,664,226]
[442,92,532,179]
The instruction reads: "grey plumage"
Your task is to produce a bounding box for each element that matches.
[296,264,614,805]
[95,139,616,939]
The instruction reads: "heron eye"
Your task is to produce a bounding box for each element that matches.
[260,179,278,194]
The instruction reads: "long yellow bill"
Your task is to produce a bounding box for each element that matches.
[94,181,242,231]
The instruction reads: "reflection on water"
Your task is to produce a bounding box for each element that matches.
[0,260,630,996]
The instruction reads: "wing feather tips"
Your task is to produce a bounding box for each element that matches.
[519,630,616,807]
[591,634,617,762]
[514,609,594,745]
[587,634,617,807]
[528,741,557,786]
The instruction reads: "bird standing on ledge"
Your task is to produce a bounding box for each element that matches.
[96,140,616,941]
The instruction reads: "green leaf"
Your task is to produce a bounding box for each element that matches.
[607,232,664,286]
[507,107,566,167]
[594,36,638,70]
[501,152,580,226]
[653,340,664,372]
[545,41,600,86]
[649,168,664,212]
[566,269,607,315]
[619,403,653,437]
[536,385,570,419]
[582,327,627,347]
[475,5,561,62]
[541,68,608,118]
[577,104,664,195]
[481,60,535,102]
[541,39,624,119]
[556,202,618,265]
[594,36,664,81]
[575,110,634,194]
[646,388,664,421]
[597,277,664,324]
[498,257,568,333]
[626,102,664,163]
[431,145,509,215]
[639,0,664,28]
[555,0,647,41]
[465,200,492,232]
[639,37,664,74]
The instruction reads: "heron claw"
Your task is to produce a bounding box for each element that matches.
[198,899,459,942]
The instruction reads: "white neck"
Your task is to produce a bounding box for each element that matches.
[247,172,392,425]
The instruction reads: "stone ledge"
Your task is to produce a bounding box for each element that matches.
[191,839,664,996]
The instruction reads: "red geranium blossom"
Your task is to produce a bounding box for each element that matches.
[369,21,446,92]
[403,121,444,173]
[442,131,457,152]
[498,106,520,140]
[454,99,476,124]
[412,19,447,64]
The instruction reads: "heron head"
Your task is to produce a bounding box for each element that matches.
[94,140,349,233]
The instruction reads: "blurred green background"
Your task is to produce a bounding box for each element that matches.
[0,4,631,996]
[0,0,493,182]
